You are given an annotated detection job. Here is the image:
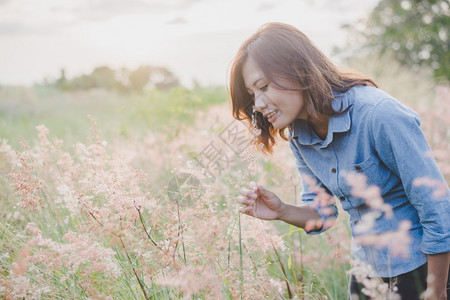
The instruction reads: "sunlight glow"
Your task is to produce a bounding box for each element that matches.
[0,0,378,86]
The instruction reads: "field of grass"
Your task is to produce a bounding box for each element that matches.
[0,55,448,299]
[0,85,228,146]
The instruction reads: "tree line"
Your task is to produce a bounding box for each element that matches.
[51,65,180,92]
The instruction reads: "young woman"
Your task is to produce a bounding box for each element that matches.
[230,22,449,299]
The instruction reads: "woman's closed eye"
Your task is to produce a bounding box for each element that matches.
[247,84,268,99]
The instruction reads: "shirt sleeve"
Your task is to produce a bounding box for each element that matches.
[289,141,339,235]
[370,98,450,255]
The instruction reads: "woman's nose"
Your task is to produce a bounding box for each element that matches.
[254,93,267,112]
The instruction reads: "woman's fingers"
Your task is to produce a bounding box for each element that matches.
[237,182,261,215]
[239,187,257,199]
[236,195,255,206]
[239,204,254,215]
[249,181,258,191]
[239,206,249,214]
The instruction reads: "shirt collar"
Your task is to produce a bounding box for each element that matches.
[291,91,351,148]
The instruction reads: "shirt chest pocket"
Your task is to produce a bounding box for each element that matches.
[340,156,392,201]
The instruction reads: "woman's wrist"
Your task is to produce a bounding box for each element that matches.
[275,202,323,230]
[276,202,288,221]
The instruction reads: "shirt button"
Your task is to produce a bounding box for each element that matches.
[355,165,361,171]
[339,196,345,201]
[331,168,337,173]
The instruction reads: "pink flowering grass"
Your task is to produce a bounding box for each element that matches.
[0,117,353,299]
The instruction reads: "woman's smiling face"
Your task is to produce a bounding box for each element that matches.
[242,56,308,130]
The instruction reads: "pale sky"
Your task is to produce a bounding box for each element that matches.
[0,0,379,87]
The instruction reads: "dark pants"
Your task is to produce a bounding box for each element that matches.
[349,263,450,300]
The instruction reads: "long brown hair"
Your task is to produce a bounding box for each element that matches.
[228,22,377,154]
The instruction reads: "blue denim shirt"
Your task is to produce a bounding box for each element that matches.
[289,85,450,277]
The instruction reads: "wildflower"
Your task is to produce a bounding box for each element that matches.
[9,150,43,210]
[354,220,412,259]
[346,172,393,218]
[156,265,220,299]
[0,139,17,164]
[240,217,286,253]
[347,259,398,300]
[413,177,448,198]
[36,125,50,147]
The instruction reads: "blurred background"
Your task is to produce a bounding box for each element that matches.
[0,0,448,145]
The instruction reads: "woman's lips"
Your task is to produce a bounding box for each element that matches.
[267,110,279,123]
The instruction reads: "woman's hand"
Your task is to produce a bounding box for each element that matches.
[236,182,285,220]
